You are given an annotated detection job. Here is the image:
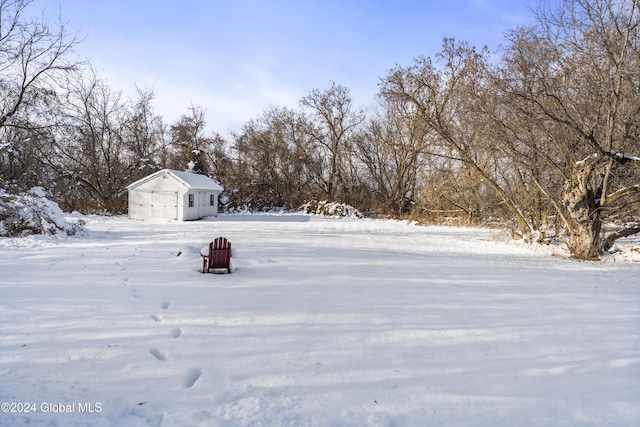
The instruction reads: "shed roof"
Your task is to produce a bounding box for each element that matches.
[127,169,224,191]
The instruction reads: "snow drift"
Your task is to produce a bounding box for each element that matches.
[298,200,362,218]
[0,187,84,237]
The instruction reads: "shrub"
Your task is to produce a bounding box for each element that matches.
[0,188,84,237]
[298,200,362,218]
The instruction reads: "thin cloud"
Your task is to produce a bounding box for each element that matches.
[46,0,534,136]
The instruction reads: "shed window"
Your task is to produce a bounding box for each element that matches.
[188,194,194,207]
[210,194,215,206]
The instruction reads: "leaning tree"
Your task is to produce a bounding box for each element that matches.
[500,0,640,259]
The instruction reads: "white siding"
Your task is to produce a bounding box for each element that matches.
[127,169,222,220]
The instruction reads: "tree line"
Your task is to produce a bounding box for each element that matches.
[1,0,640,260]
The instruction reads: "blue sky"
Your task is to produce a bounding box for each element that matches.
[40,0,534,136]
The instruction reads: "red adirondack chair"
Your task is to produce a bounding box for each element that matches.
[200,237,232,274]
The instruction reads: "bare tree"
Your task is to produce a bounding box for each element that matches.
[202,132,231,193]
[299,81,365,202]
[120,86,167,176]
[0,0,79,189]
[45,71,167,213]
[48,71,128,211]
[231,106,313,209]
[381,39,534,235]
[168,105,214,175]
[501,0,640,259]
[354,97,431,215]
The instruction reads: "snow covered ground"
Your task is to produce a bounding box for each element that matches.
[0,213,639,427]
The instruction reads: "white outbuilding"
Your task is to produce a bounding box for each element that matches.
[126,169,224,221]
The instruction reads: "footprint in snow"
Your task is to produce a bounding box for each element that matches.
[170,328,182,339]
[182,368,202,388]
[149,347,167,361]
[150,314,161,322]
[161,302,170,310]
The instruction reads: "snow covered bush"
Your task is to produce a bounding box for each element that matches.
[0,187,84,237]
[298,200,362,218]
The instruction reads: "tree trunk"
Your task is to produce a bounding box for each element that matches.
[563,155,602,260]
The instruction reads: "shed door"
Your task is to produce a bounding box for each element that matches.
[198,192,206,217]
[151,191,178,219]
